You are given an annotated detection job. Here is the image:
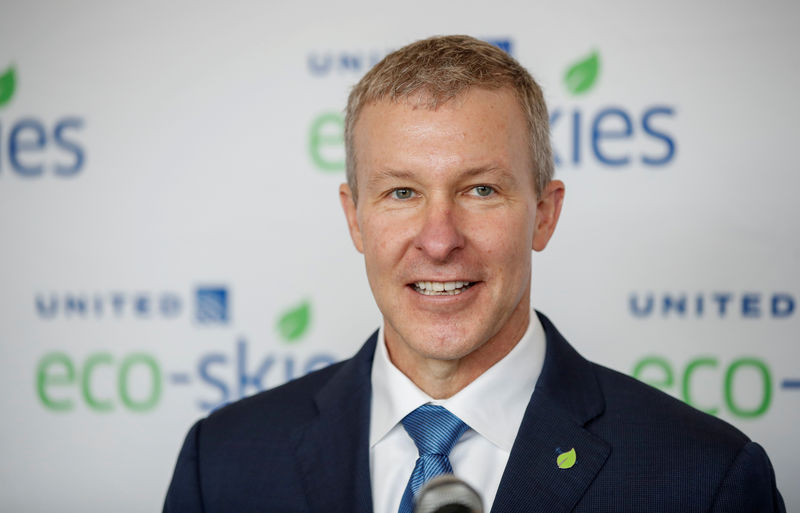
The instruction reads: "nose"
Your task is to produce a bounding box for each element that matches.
[413,198,465,262]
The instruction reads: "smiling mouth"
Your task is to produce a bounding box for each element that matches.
[412,281,476,296]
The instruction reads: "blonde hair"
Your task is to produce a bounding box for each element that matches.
[345,35,553,200]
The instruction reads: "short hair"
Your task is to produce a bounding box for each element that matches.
[344,35,553,201]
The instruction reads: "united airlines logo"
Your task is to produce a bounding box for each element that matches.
[34,297,337,413]
[628,291,796,319]
[484,38,513,55]
[195,287,229,324]
[34,285,231,325]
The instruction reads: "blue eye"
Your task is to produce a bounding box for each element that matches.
[392,188,415,200]
[472,185,494,197]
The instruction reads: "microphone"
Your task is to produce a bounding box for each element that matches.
[413,475,483,513]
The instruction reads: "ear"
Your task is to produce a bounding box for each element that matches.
[532,179,565,252]
[339,183,364,254]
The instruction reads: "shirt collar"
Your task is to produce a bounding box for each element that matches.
[369,312,546,452]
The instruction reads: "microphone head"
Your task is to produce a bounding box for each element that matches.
[413,475,483,513]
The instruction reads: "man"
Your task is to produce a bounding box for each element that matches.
[164,35,785,512]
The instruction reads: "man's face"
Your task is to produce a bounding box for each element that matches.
[340,88,563,373]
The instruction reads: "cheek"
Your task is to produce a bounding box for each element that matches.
[361,218,409,270]
[469,210,534,262]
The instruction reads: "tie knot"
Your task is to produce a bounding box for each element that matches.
[401,404,468,457]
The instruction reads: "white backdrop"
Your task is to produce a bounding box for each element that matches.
[1,1,798,511]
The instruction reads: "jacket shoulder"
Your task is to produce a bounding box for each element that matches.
[585,363,787,511]
[591,361,749,447]
[201,359,348,442]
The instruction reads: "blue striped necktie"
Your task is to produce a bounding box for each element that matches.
[397,404,469,513]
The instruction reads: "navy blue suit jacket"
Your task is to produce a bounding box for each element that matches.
[164,313,785,512]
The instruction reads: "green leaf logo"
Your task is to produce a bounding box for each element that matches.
[557,447,577,469]
[564,52,600,95]
[0,66,16,107]
[276,300,311,343]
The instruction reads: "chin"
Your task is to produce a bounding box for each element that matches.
[406,326,487,361]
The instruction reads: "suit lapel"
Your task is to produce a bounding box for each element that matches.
[292,332,378,513]
[289,315,610,513]
[490,313,611,513]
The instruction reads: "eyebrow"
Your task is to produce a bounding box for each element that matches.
[368,169,416,183]
[460,166,518,183]
[367,165,519,187]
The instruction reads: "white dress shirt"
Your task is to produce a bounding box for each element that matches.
[369,312,546,513]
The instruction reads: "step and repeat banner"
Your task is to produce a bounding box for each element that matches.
[1,1,798,511]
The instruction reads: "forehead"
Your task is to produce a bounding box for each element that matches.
[353,88,530,182]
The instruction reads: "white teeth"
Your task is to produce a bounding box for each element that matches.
[413,281,473,295]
